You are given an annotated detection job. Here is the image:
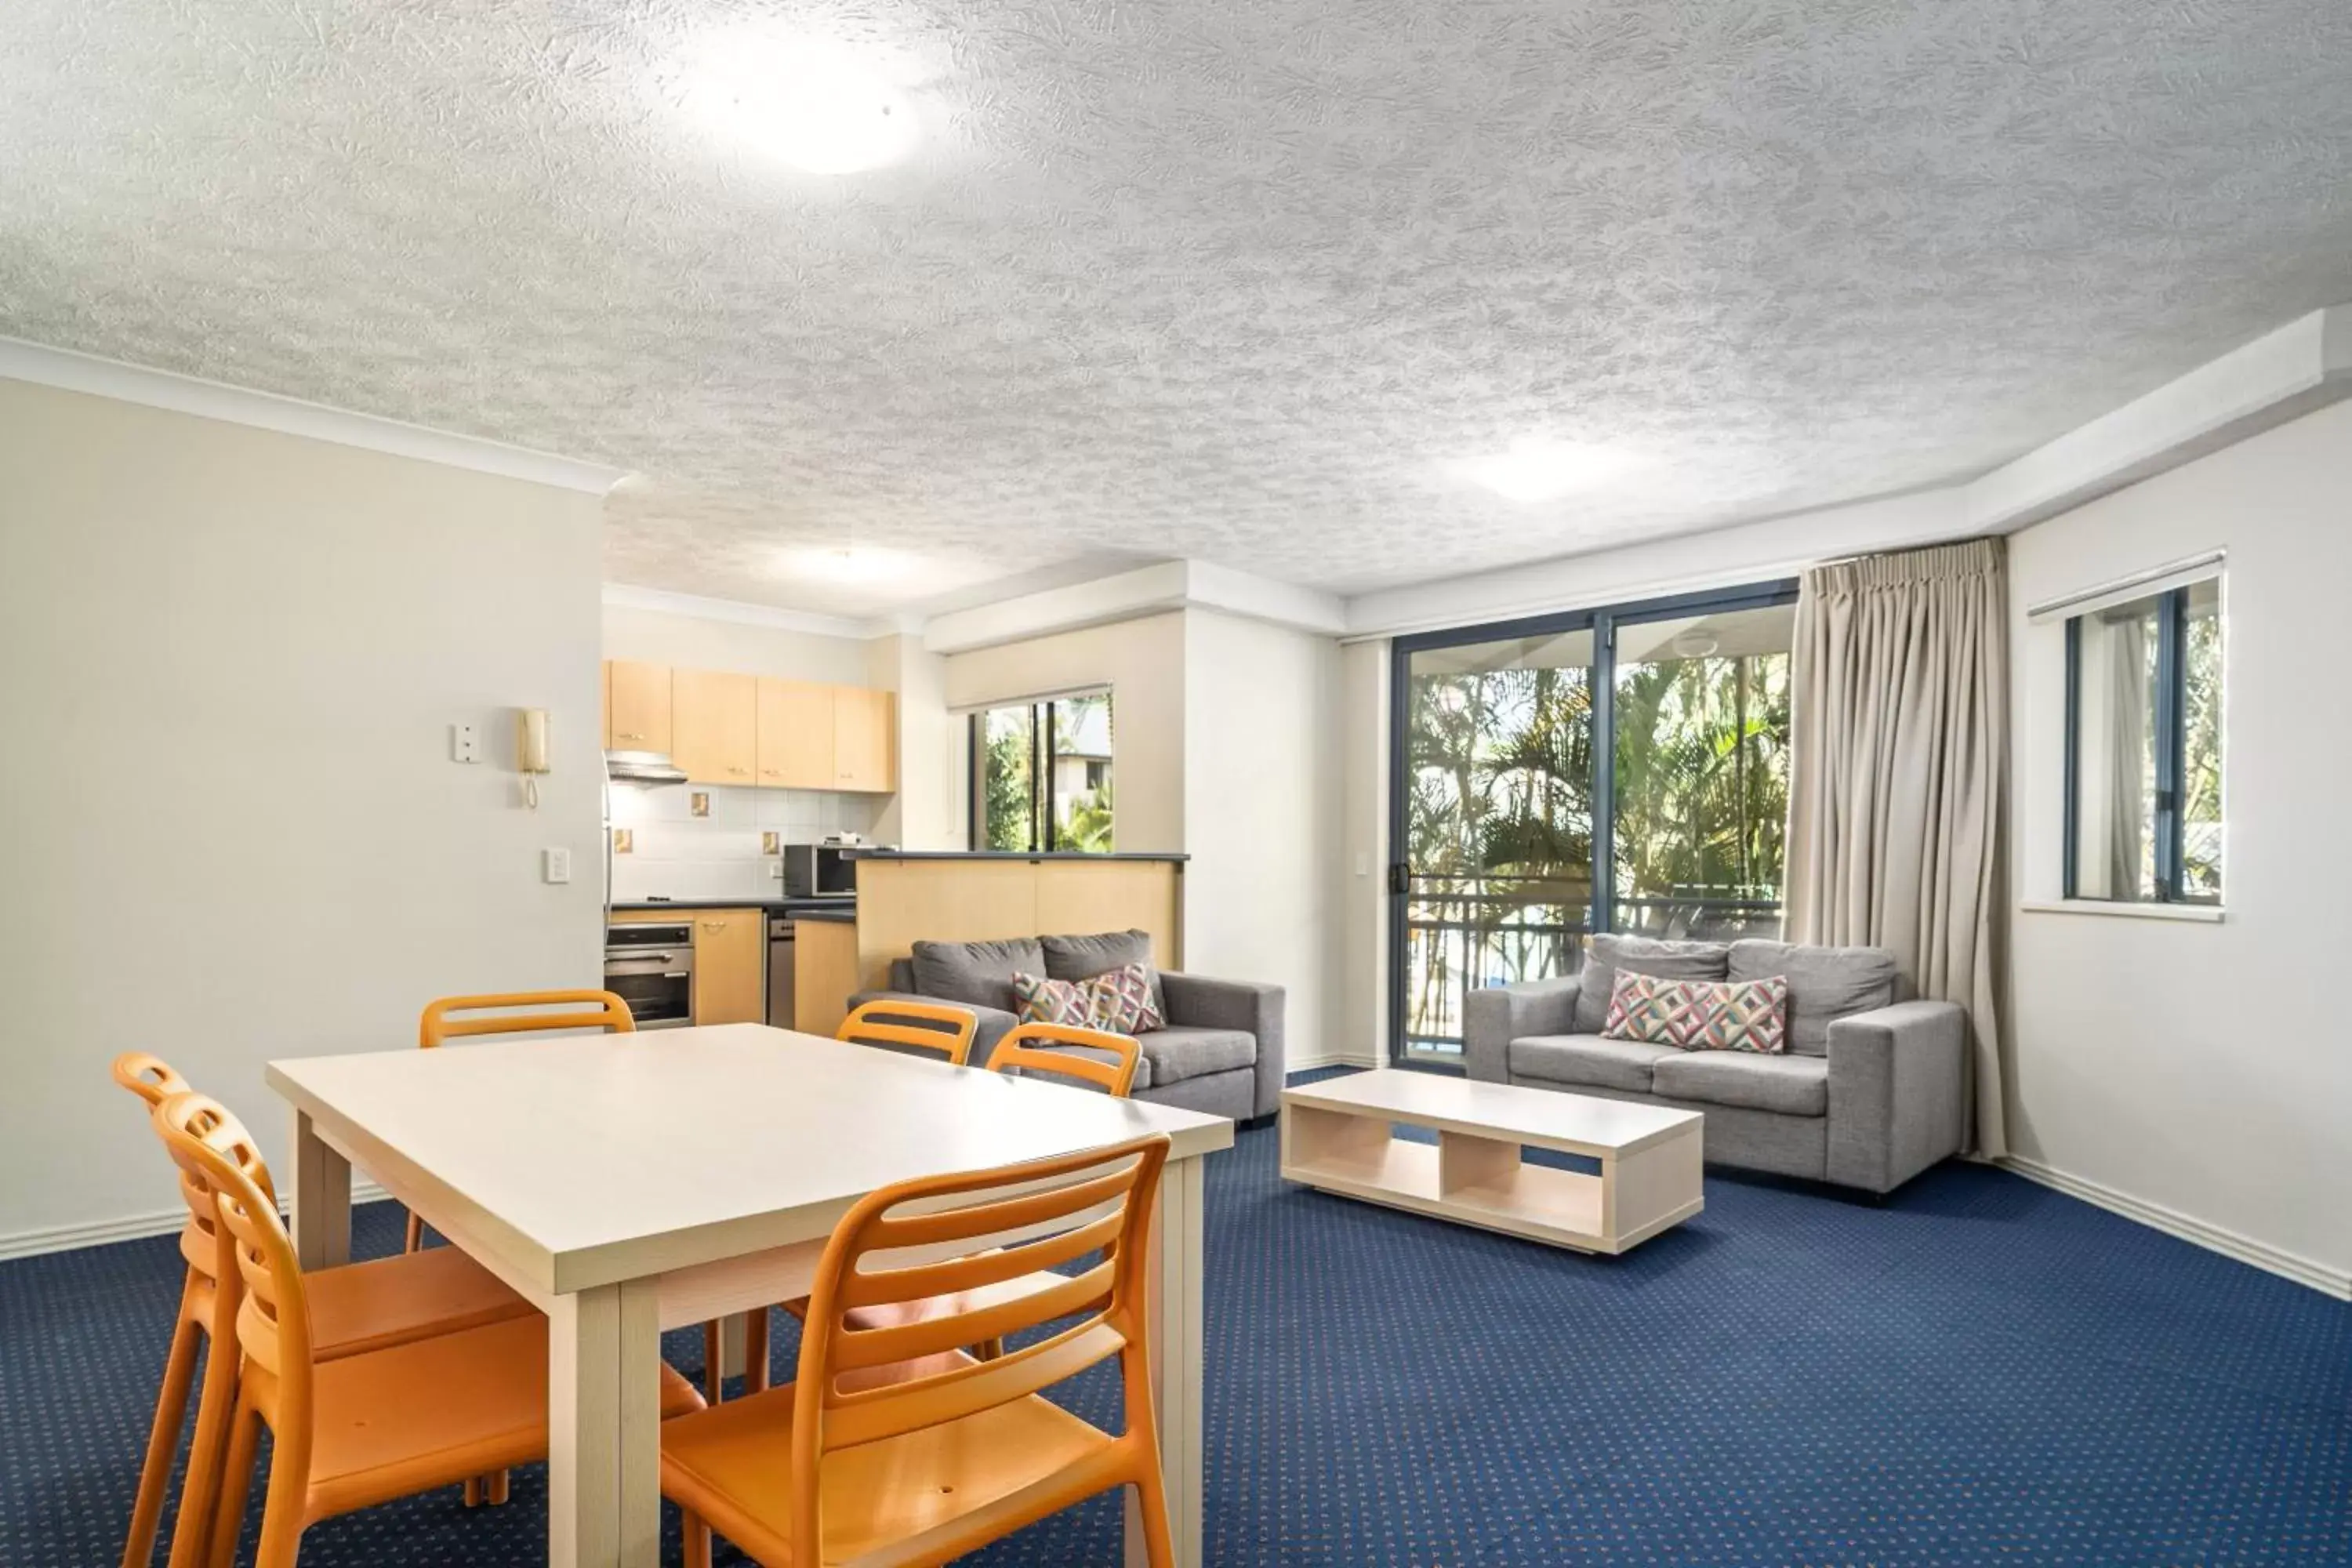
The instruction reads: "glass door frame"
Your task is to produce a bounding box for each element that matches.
[1385,578,1799,1069]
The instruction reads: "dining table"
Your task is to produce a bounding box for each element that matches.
[267,1022,1234,1568]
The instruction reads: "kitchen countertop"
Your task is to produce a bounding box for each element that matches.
[608,898,856,916]
[841,849,1189,863]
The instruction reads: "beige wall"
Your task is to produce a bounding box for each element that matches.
[0,379,608,1251]
[866,633,964,851]
[2006,398,2352,1285]
[1182,611,1346,1064]
[601,602,873,684]
[943,612,1188,853]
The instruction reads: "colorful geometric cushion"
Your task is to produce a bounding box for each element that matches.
[1602,971,1789,1054]
[1011,963,1165,1033]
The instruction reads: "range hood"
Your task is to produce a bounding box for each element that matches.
[604,750,688,786]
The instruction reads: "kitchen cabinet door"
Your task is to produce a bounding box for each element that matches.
[833,687,895,793]
[604,660,673,753]
[671,668,757,785]
[690,909,766,1025]
[757,677,837,789]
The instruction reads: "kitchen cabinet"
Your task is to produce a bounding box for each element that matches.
[756,677,837,789]
[690,908,766,1025]
[671,667,757,785]
[832,687,895,792]
[604,659,673,753]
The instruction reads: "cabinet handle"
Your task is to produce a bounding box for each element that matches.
[619,731,644,741]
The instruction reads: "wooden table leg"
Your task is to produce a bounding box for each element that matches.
[1129,1152,1205,1568]
[549,1279,663,1568]
[289,1108,350,1270]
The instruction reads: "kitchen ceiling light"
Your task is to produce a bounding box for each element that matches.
[1454,437,1642,503]
[683,35,918,176]
[782,546,903,584]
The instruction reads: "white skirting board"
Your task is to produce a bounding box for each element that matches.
[1285,1051,1381,1074]
[1999,1155,2350,1301]
[0,1179,396,1265]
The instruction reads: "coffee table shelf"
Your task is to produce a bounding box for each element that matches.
[1280,1071,1703,1254]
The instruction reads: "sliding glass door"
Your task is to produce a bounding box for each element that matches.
[1388,583,1796,1063]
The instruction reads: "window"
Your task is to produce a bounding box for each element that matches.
[1388,583,1795,1059]
[969,692,1114,853]
[2065,574,2223,905]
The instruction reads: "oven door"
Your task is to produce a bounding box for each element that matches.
[604,924,694,1029]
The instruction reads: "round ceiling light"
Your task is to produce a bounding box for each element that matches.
[683,35,918,176]
[1670,627,1722,659]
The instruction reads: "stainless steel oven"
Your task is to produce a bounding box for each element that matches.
[604,920,694,1029]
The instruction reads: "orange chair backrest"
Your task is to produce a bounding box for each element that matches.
[789,1132,1170,1544]
[153,1093,314,1428]
[111,1051,193,1108]
[834,1000,978,1066]
[419,989,637,1048]
[991,1023,1142,1098]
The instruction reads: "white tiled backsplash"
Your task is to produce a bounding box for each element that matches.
[606,786,884,902]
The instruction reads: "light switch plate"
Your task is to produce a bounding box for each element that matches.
[761,831,781,855]
[612,827,633,854]
[542,847,572,884]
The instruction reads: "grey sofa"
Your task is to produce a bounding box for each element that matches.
[1464,935,1965,1196]
[848,929,1284,1124]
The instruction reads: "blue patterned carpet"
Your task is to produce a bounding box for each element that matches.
[5,1069,2347,1566]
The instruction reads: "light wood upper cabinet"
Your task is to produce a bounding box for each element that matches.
[757,678,837,789]
[833,687,895,793]
[690,909,766,1025]
[671,668,757,785]
[604,660,673,753]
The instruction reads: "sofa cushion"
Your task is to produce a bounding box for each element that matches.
[1043,930,1167,1022]
[1508,1033,1681,1094]
[1138,1025,1255,1087]
[1652,1051,1828,1116]
[1574,935,1731,1034]
[1727,940,1900,1056]
[910,937,1046,1015]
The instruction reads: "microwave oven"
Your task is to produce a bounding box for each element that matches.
[780,844,857,898]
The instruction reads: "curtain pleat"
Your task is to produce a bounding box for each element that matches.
[1785,538,2009,1156]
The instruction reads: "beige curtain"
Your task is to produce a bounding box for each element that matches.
[1784,538,2008,1156]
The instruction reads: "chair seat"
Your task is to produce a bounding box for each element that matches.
[305,1313,706,1519]
[308,1244,535,1361]
[661,1360,1113,1564]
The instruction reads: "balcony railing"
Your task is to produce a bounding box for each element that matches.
[1400,874,1782,1054]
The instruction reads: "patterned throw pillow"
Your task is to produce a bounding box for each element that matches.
[1011,964,1165,1033]
[1602,971,1789,1054]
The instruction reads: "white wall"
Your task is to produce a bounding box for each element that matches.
[601,602,873,684]
[1334,641,1390,1065]
[2006,398,2352,1287]
[1182,611,1346,1065]
[866,633,963,851]
[0,379,608,1252]
[943,612,1188,852]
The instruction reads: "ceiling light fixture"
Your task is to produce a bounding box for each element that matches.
[781,546,903,584]
[681,33,918,175]
[1453,437,1643,503]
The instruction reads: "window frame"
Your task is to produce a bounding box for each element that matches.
[965,691,1112,854]
[1385,578,1799,1067]
[2061,579,2220,906]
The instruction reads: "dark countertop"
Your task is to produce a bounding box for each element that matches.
[842,849,1189,864]
[609,898,856,916]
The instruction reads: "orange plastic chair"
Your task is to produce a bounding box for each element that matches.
[662,1133,1178,1568]
[990,1021,1145,1097]
[407,990,636,1252]
[151,1091,706,1568]
[111,1056,538,1568]
[833,999,978,1066]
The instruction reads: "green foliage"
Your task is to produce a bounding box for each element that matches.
[981,717,1033,851]
[1060,779,1116,853]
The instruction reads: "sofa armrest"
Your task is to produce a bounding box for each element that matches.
[1825,999,1966,1193]
[844,990,1019,1068]
[1159,971,1285,1119]
[1461,978,1581,1083]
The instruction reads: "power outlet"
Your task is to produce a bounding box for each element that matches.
[543,847,572,884]
[450,722,481,764]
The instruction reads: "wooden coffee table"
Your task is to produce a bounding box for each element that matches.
[1280,1069,1704,1254]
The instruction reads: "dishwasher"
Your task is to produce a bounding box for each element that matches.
[765,913,795,1029]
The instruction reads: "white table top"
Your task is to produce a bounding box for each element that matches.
[1283,1068,1700,1156]
[267,1024,1233,1294]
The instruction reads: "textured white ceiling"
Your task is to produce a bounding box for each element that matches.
[3,2,2349,615]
